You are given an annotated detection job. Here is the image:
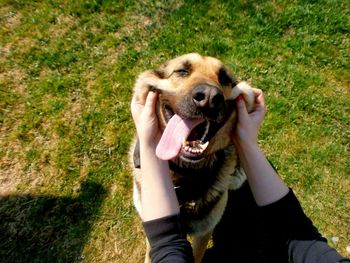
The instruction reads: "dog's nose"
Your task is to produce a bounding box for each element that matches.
[192,85,224,109]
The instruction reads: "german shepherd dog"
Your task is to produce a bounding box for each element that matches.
[130,53,255,263]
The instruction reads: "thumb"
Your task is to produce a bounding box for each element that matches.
[236,95,249,122]
[144,91,158,115]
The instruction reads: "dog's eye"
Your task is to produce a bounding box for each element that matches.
[174,69,189,77]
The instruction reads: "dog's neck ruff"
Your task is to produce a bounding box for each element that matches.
[169,150,228,219]
[169,150,226,206]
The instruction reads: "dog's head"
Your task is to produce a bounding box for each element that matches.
[133,53,254,167]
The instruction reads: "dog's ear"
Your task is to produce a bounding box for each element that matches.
[133,139,141,168]
[133,70,163,106]
[133,66,173,100]
[153,67,166,79]
[231,81,255,112]
[134,69,160,93]
[218,66,238,87]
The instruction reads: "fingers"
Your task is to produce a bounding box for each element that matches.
[236,88,266,124]
[253,88,264,104]
[130,86,155,114]
[254,88,267,115]
[236,95,249,122]
[131,90,158,120]
[130,93,138,116]
[252,88,262,96]
[247,88,266,112]
[143,90,158,116]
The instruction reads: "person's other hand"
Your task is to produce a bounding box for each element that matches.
[131,90,161,148]
[231,88,266,147]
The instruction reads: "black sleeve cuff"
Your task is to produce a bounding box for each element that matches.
[142,214,194,263]
[259,189,325,242]
[143,214,187,246]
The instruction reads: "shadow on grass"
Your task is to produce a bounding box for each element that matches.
[0,181,106,262]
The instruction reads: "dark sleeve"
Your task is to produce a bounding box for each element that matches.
[288,239,350,263]
[260,189,350,263]
[142,214,194,263]
[259,189,324,242]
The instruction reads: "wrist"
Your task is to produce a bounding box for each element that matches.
[235,139,259,152]
[235,141,262,166]
[139,136,159,147]
[139,141,169,177]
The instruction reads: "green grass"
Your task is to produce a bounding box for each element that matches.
[0,0,349,262]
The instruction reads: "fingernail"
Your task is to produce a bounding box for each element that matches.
[149,86,156,92]
[236,95,243,102]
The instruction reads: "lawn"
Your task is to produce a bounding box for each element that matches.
[0,0,349,262]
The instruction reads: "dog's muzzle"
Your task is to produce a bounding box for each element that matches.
[192,84,224,109]
[191,84,226,122]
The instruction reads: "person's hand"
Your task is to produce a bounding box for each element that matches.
[230,88,266,148]
[131,90,161,148]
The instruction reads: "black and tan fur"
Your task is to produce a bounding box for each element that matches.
[129,53,254,263]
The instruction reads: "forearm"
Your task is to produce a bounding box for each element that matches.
[236,142,289,206]
[140,142,180,222]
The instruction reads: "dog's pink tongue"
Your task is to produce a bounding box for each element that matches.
[156,114,202,160]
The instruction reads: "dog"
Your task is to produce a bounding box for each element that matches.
[129,53,255,263]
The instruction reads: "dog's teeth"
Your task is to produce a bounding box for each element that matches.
[182,140,209,155]
[199,141,209,151]
[182,139,190,147]
[201,121,210,141]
